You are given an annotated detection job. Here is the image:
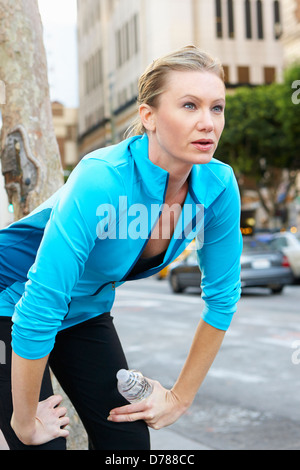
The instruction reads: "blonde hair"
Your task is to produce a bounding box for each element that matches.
[125,45,225,138]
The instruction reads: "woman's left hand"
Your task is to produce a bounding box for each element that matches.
[107,380,188,430]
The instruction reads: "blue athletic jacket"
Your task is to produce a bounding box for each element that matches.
[0,134,242,360]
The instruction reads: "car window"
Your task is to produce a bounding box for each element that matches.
[243,239,272,253]
[270,238,288,249]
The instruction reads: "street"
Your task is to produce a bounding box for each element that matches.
[112,276,300,450]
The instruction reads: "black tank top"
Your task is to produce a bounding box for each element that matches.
[128,250,166,277]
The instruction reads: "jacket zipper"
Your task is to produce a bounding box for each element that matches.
[92,174,170,296]
[120,173,170,283]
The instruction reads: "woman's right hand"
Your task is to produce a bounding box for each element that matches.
[11,394,69,446]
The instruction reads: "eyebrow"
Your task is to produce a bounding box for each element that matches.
[178,94,226,104]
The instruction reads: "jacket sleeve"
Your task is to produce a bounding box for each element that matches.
[197,168,242,331]
[12,159,123,359]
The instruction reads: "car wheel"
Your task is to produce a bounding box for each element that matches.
[170,273,183,293]
[270,285,284,294]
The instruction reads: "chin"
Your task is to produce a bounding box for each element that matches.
[192,153,214,165]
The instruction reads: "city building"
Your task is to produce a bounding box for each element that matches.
[281,0,300,64]
[77,0,284,156]
[51,101,79,175]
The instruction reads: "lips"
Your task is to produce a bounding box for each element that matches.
[191,139,214,152]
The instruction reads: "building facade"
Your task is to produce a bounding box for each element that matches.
[77,0,284,156]
[281,0,300,64]
[52,101,79,173]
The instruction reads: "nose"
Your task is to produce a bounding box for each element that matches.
[196,109,214,133]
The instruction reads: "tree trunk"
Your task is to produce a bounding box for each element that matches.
[0,0,64,221]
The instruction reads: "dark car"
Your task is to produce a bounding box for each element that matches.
[168,238,294,295]
[240,238,294,293]
[168,250,201,293]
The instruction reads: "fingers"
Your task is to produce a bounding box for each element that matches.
[109,401,146,416]
[53,402,70,432]
[46,394,64,408]
[107,382,183,430]
[54,406,67,418]
[58,426,70,439]
[38,395,70,434]
[59,416,70,436]
[108,401,155,425]
[108,411,147,423]
[108,381,158,424]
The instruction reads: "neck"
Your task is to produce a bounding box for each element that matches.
[165,171,190,203]
[148,139,191,202]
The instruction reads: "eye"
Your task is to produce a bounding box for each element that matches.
[183,102,196,110]
[212,104,224,113]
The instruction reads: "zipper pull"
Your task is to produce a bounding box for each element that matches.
[112,282,116,291]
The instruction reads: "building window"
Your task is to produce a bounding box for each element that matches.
[238,66,250,84]
[85,61,89,95]
[116,14,140,69]
[257,0,264,39]
[223,65,230,83]
[84,49,103,96]
[125,22,130,61]
[116,30,122,68]
[264,67,276,84]
[215,0,223,38]
[228,0,235,38]
[96,1,101,21]
[98,49,103,85]
[296,0,300,22]
[274,0,282,39]
[245,0,252,39]
[52,103,64,117]
[133,14,139,54]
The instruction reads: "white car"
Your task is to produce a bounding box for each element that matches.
[270,232,300,280]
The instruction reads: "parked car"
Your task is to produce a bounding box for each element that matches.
[157,240,196,280]
[168,237,294,294]
[168,250,201,293]
[268,232,300,280]
[240,238,294,293]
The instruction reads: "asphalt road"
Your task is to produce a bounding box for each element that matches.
[110,276,300,451]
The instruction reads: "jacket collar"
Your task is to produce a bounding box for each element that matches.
[189,161,226,208]
[129,134,226,209]
[129,134,169,201]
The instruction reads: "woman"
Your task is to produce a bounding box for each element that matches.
[0,45,242,450]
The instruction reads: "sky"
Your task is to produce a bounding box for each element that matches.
[38,0,78,107]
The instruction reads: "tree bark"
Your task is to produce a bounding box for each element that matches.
[0,0,64,221]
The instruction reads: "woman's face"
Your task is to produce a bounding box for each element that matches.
[142,70,226,169]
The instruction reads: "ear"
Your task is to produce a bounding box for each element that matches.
[139,104,156,132]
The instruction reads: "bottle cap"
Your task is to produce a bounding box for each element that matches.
[117,369,130,382]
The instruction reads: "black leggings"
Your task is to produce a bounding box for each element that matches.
[0,314,150,450]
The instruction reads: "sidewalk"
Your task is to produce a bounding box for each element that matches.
[53,377,212,451]
[149,428,212,451]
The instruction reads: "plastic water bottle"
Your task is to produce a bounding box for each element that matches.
[117,369,153,403]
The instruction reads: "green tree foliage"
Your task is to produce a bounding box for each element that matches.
[280,65,300,169]
[216,65,300,180]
